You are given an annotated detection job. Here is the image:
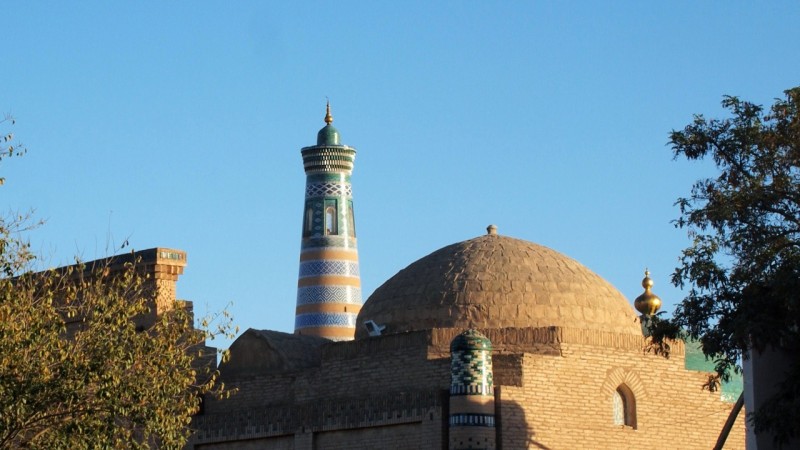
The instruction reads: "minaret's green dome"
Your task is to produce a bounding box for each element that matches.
[317,124,340,146]
[451,329,493,352]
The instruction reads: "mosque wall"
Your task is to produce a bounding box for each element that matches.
[312,417,442,450]
[204,331,451,413]
[196,435,294,450]
[192,391,446,449]
[193,331,452,448]
[497,335,746,449]
[297,335,450,401]
[202,328,559,419]
[193,327,745,449]
[195,417,442,450]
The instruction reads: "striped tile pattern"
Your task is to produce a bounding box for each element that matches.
[449,414,496,427]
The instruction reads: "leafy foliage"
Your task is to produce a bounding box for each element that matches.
[649,88,800,443]
[0,120,235,449]
[1,114,26,187]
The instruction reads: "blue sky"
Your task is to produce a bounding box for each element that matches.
[4,2,799,349]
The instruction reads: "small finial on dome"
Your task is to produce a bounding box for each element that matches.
[634,268,662,317]
[324,99,333,124]
[487,224,498,235]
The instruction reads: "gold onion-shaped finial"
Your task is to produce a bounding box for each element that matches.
[324,100,333,124]
[634,268,662,316]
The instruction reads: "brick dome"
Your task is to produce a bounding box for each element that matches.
[355,232,641,339]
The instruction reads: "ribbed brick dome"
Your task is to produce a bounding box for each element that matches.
[355,232,641,339]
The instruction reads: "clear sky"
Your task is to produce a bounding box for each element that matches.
[4,2,799,350]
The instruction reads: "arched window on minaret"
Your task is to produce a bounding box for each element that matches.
[612,384,637,429]
[347,200,356,237]
[324,200,338,235]
[303,204,314,237]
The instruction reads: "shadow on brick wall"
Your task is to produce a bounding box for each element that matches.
[498,400,552,450]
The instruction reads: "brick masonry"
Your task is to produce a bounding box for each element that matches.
[191,326,744,449]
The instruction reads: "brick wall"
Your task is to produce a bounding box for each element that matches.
[313,414,443,450]
[497,337,745,449]
[194,327,744,449]
[196,435,294,450]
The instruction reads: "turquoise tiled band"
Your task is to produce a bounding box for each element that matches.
[298,260,360,278]
[296,286,362,305]
[294,312,358,329]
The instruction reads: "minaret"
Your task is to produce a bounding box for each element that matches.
[294,103,362,341]
[449,329,496,450]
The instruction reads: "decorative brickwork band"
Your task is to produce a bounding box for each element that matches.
[450,384,493,396]
[449,414,496,427]
[294,106,362,341]
[306,182,353,198]
[449,329,496,450]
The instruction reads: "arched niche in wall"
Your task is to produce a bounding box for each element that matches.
[603,368,646,430]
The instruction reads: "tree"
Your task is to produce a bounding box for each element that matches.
[1,114,26,187]
[0,119,235,449]
[650,88,800,444]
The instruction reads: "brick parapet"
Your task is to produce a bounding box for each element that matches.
[429,327,561,358]
[558,326,685,356]
[492,354,524,387]
[321,329,430,361]
[428,326,684,358]
[65,247,187,283]
[308,326,683,365]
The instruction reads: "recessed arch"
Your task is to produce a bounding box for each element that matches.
[603,368,645,430]
[303,206,314,237]
[612,384,637,429]
[324,199,338,235]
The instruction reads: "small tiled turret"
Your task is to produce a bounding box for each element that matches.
[449,329,496,450]
[294,103,362,341]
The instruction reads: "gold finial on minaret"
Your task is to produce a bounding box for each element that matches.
[324,99,333,124]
